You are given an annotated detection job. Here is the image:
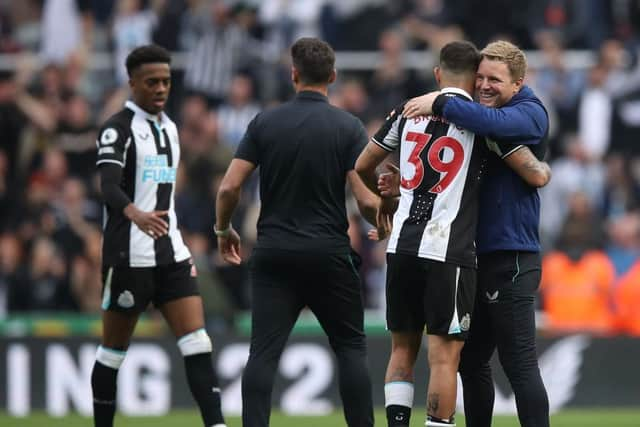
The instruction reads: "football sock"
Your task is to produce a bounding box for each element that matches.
[184,352,225,426]
[91,362,119,427]
[386,405,412,426]
[92,346,125,427]
[385,382,414,426]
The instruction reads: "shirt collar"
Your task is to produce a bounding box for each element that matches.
[440,87,473,101]
[125,100,169,128]
[296,90,329,102]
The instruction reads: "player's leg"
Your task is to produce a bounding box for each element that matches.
[384,332,422,427]
[242,249,305,427]
[91,266,149,427]
[382,253,429,427]
[423,262,476,426]
[308,252,374,427]
[425,334,463,425]
[458,257,498,427]
[491,251,549,427]
[155,261,225,427]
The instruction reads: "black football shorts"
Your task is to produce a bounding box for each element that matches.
[385,253,476,340]
[100,259,199,313]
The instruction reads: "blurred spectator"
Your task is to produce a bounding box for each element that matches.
[112,0,156,84]
[599,154,640,222]
[541,194,614,334]
[183,0,264,105]
[578,62,612,160]
[530,0,592,49]
[540,248,616,334]
[0,70,56,186]
[216,73,260,151]
[178,0,212,51]
[258,0,325,51]
[151,0,185,51]
[0,233,25,318]
[40,0,93,65]
[534,30,585,136]
[540,135,605,246]
[606,212,640,276]
[53,91,98,181]
[367,29,428,118]
[69,226,102,312]
[9,237,73,312]
[613,258,640,336]
[331,78,374,123]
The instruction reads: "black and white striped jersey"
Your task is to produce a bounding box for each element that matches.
[372,88,487,268]
[96,101,190,267]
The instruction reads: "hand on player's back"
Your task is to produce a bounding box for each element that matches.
[402,91,440,119]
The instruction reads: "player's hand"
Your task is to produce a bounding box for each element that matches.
[402,91,440,118]
[218,228,242,265]
[374,197,398,240]
[126,205,169,239]
[378,163,401,197]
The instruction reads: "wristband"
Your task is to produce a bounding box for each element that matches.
[214,224,232,237]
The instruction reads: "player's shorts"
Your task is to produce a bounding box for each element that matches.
[385,253,476,340]
[100,259,199,313]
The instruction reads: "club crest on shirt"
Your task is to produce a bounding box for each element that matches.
[101,128,118,145]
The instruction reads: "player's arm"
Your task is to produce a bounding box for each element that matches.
[354,142,389,195]
[215,158,256,265]
[99,164,168,238]
[347,170,378,227]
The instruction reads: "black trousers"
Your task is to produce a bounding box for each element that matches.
[242,248,374,427]
[459,250,549,427]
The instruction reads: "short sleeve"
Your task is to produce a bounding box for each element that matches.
[371,103,405,152]
[96,124,130,167]
[345,118,369,170]
[234,115,260,165]
[485,139,525,159]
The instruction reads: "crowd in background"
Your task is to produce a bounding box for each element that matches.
[1,0,640,336]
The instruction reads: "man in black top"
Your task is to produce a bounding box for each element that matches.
[215,37,379,427]
[91,45,225,427]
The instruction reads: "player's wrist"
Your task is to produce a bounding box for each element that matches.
[214,223,233,237]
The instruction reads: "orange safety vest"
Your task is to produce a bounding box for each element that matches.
[613,261,640,336]
[541,251,616,334]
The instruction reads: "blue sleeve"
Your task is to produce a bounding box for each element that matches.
[441,98,548,145]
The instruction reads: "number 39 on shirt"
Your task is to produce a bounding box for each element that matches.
[401,131,464,193]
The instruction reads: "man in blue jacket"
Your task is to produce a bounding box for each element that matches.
[402,40,551,427]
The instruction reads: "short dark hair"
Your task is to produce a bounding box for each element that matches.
[290,37,335,85]
[439,41,481,75]
[125,44,171,77]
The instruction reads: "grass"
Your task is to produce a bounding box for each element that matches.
[3,408,640,427]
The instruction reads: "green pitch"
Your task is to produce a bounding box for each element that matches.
[3,409,639,427]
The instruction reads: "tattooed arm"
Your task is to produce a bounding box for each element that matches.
[503,145,551,188]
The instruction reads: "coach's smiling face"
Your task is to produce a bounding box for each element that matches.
[129,63,171,115]
[475,58,522,108]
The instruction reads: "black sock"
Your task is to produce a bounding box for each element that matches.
[184,352,225,425]
[91,361,118,427]
[386,404,412,426]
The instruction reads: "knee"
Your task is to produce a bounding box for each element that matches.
[428,342,462,369]
[177,328,212,356]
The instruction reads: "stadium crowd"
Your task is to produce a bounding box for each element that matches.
[1,0,640,335]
